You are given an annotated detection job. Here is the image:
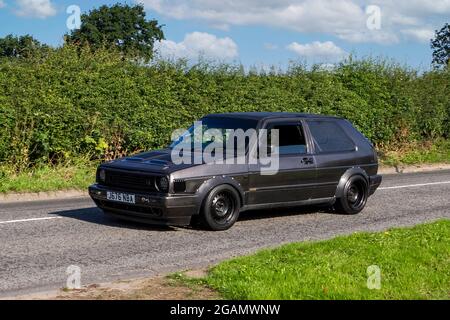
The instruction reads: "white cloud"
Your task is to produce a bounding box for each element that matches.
[15,0,57,18]
[0,0,5,8]
[141,0,367,41]
[338,31,399,44]
[375,0,450,16]
[155,32,238,60]
[287,41,347,61]
[401,28,435,43]
[139,0,449,45]
[209,23,230,31]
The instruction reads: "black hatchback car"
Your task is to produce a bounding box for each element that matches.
[89,112,382,230]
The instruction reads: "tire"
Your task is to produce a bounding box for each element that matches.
[200,185,241,231]
[335,175,368,215]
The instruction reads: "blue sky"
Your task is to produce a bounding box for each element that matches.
[0,0,448,70]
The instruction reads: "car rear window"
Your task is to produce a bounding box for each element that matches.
[307,120,355,153]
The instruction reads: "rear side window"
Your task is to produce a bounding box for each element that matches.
[307,120,355,153]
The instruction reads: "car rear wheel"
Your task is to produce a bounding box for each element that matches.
[200,185,241,231]
[335,175,368,214]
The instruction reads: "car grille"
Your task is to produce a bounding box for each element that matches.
[103,170,158,192]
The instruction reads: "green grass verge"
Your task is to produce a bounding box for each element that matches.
[204,220,450,300]
[380,139,450,166]
[0,162,96,193]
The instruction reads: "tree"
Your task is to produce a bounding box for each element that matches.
[0,34,50,58]
[431,23,450,68]
[65,4,164,62]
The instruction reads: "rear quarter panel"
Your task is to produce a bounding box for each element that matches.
[307,118,378,199]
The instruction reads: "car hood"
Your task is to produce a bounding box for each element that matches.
[101,148,200,174]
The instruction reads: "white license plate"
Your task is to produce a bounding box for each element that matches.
[106,191,136,204]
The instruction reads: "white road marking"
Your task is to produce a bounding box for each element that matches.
[0,217,63,225]
[379,181,450,190]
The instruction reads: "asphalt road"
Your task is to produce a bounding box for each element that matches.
[1,170,450,297]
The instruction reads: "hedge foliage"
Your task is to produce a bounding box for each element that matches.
[0,45,449,169]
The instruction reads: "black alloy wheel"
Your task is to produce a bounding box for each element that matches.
[335,175,368,214]
[200,185,241,230]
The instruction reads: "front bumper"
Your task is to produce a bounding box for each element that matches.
[88,184,199,226]
[369,174,382,195]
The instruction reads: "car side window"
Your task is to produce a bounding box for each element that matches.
[268,123,307,155]
[307,120,355,153]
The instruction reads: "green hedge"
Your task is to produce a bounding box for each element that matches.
[0,46,449,169]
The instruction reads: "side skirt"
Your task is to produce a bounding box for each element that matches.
[241,197,336,212]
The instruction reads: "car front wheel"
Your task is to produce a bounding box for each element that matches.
[200,185,241,231]
[335,175,368,214]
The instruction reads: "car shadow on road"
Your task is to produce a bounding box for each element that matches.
[187,205,334,230]
[49,207,177,232]
[50,204,335,232]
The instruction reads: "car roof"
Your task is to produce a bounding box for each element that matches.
[204,112,342,121]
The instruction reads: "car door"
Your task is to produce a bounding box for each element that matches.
[304,119,358,199]
[247,119,316,205]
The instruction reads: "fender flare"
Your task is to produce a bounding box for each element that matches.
[334,167,369,199]
[194,176,246,215]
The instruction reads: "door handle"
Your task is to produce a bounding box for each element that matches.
[301,157,314,165]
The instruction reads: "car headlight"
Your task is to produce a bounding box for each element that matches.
[156,176,169,192]
[98,169,106,183]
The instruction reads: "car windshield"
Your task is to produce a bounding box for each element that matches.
[169,117,259,151]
